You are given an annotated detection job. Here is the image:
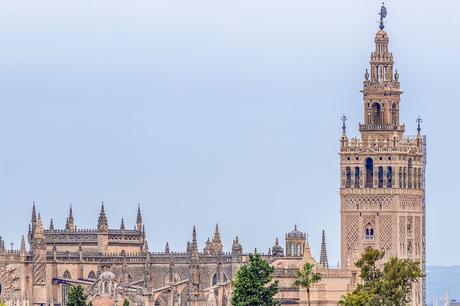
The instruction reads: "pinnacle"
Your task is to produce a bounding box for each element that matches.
[136,204,143,224]
[31,201,37,223]
[20,235,26,253]
[165,241,170,253]
[97,202,108,231]
[320,230,329,269]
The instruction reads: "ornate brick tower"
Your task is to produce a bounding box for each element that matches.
[339,4,426,305]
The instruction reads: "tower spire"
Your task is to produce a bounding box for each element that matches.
[49,218,54,230]
[136,204,143,231]
[35,214,45,240]
[20,235,26,254]
[97,202,108,232]
[319,230,329,269]
[213,224,221,243]
[165,241,170,254]
[190,225,198,254]
[31,201,37,230]
[66,204,75,232]
[212,223,223,254]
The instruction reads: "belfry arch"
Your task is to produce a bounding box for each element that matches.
[365,158,374,188]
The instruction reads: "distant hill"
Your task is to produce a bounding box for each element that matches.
[426,266,460,304]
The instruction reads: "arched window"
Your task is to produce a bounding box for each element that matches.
[345,167,352,188]
[391,103,398,125]
[403,167,407,188]
[212,273,218,286]
[365,158,374,188]
[63,271,71,279]
[364,223,375,240]
[354,167,360,188]
[290,244,295,256]
[128,273,134,282]
[407,241,413,257]
[88,271,96,279]
[387,166,393,188]
[418,168,423,188]
[103,281,109,294]
[407,219,413,235]
[378,166,384,188]
[222,273,228,283]
[371,103,382,125]
[408,159,413,188]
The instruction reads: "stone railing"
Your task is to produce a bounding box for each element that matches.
[359,123,405,132]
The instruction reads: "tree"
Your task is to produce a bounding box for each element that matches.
[340,248,422,306]
[67,285,87,306]
[231,253,279,306]
[123,298,130,306]
[293,262,321,306]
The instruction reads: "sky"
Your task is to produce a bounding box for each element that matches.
[0,0,459,266]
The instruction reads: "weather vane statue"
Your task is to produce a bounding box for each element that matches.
[379,2,388,30]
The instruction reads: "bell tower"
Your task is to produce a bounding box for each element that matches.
[339,4,425,305]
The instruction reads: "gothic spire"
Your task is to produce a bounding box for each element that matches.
[190,225,198,254]
[165,241,170,254]
[120,218,125,231]
[69,204,74,223]
[319,230,329,269]
[97,202,108,232]
[49,218,54,230]
[31,201,37,225]
[136,204,143,231]
[212,223,223,254]
[20,235,27,253]
[213,224,221,244]
[35,214,45,241]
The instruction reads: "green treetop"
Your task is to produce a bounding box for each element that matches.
[293,262,321,306]
[67,285,87,306]
[340,248,422,306]
[231,253,279,306]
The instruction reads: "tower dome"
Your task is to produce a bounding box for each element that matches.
[286,225,306,239]
[285,225,306,257]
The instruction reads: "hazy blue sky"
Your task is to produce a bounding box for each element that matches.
[0,0,458,266]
